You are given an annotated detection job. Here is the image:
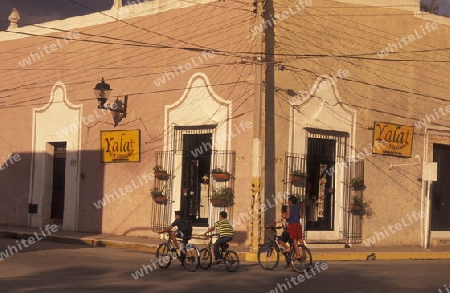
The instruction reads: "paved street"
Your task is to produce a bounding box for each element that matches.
[0,238,449,293]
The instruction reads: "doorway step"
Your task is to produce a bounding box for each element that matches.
[430,238,450,247]
[306,239,347,249]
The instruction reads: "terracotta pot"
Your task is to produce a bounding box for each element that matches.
[351,208,363,216]
[290,174,306,184]
[152,196,167,204]
[210,199,232,207]
[155,171,169,180]
[212,173,231,181]
[352,182,364,190]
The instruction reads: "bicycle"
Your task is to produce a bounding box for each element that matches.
[156,231,200,272]
[199,233,240,272]
[258,226,312,273]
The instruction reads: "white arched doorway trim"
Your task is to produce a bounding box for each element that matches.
[29,81,82,231]
[289,76,357,241]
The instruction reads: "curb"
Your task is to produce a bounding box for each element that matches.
[243,251,450,262]
[99,240,157,253]
[2,230,450,261]
[1,230,98,246]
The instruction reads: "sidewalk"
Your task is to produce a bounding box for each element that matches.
[1,225,450,262]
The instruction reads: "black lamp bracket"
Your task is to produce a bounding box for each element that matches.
[98,95,128,118]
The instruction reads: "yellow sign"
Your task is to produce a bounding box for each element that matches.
[372,122,413,157]
[101,130,140,162]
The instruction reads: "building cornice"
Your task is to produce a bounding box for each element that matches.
[0,0,216,42]
[328,0,450,26]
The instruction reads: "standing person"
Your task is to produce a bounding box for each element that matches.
[286,195,304,260]
[162,210,192,252]
[203,211,234,264]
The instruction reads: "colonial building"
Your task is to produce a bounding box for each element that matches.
[0,0,257,246]
[0,0,449,250]
[270,0,450,247]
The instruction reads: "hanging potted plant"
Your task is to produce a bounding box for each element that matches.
[151,187,167,204]
[349,195,373,218]
[211,167,231,181]
[153,165,169,180]
[210,187,234,207]
[351,177,365,191]
[289,169,308,184]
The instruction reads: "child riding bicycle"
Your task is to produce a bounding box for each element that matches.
[270,205,290,253]
[203,211,234,264]
[162,210,192,253]
[286,195,305,260]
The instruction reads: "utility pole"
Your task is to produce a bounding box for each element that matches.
[251,0,264,253]
[250,0,276,252]
[263,0,276,243]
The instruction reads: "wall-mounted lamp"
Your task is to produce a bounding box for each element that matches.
[93,78,128,126]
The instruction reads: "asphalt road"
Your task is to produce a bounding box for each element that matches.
[0,238,449,293]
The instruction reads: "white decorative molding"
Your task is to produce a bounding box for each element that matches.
[290,75,357,156]
[164,72,232,151]
[164,73,231,223]
[29,81,82,231]
[289,76,357,241]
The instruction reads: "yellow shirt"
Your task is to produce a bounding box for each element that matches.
[214,219,233,237]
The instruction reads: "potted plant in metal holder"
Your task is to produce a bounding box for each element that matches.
[153,165,169,180]
[350,177,365,191]
[151,187,167,204]
[210,187,234,207]
[211,167,231,181]
[289,169,308,184]
[349,194,373,218]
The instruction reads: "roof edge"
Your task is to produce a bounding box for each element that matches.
[330,0,450,26]
[0,0,216,41]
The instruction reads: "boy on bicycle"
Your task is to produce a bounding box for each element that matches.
[286,195,304,260]
[271,205,290,252]
[163,210,192,252]
[203,211,233,264]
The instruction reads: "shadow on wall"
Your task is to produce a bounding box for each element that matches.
[232,231,246,244]
[0,150,104,233]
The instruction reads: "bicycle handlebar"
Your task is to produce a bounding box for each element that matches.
[264,226,283,229]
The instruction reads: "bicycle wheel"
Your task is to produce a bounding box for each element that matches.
[182,245,200,272]
[290,245,312,273]
[155,243,172,269]
[224,250,239,272]
[199,248,212,269]
[257,243,279,270]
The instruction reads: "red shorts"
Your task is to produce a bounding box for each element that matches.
[288,222,302,240]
